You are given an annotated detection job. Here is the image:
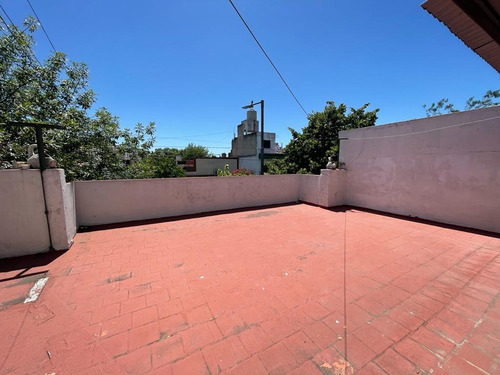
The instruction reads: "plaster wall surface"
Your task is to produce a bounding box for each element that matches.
[231,132,257,157]
[0,170,49,258]
[326,169,347,207]
[299,175,321,206]
[238,156,261,175]
[299,170,347,207]
[75,175,301,226]
[231,131,278,158]
[63,181,77,245]
[42,169,77,250]
[339,106,500,233]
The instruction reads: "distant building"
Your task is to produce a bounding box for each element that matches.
[229,109,283,174]
[181,157,238,177]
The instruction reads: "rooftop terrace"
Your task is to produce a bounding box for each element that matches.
[1,204,499,374]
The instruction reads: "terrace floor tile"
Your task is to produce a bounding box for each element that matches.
[1,204,499,374]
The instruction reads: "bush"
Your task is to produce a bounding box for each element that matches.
[230,168,253,176]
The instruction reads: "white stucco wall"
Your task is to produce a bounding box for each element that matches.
[339,106,500,233]
[0,170,50,258]
[326,169,347,207]
[43,169,77,250]
[1,167,344,257]
[75,175,301,226]
[63,182,77,242]
[0,169,77,259]
[299,174,321,205]
[299,170,347,207]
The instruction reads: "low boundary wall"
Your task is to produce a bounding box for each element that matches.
[0,169,77,258]
[74,171,344,227]
[339,106,500,233]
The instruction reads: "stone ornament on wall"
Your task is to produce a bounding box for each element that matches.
[326,156,337,170]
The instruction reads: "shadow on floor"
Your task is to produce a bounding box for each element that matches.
[325,204,500,239]
[0,250,65,282]
[78,202,299,233]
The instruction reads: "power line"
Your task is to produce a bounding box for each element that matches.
[156,130,233,139]
[0,4,14,25]
[26,0,56,52]
[155,145,230,149]
[344,115,500,140]
[158,139,230,144]
[0,5,43,66]
[227,0,309,117]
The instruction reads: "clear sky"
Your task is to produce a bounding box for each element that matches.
[2,0,499,155]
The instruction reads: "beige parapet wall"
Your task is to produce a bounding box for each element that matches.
[75,174,300,226]
[299,170,346,208]
[0,169,49,258]
[0,169,344,258]
[74,170,345,227]
[0,169,77,258]
[339,106,500,234]
[43,169,77,250]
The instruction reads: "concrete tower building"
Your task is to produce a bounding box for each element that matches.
[229,109,283,174]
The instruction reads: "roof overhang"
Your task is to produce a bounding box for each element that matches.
[422,0,500,73]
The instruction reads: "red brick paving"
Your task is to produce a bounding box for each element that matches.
[1,204,499,374]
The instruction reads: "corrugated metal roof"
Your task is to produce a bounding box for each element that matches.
[422,0,500,74]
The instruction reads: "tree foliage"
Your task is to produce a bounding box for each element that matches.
[180,143,211,161]
[0,17,100,172]
[265,158,288,175]
[127,149,185,179]
[0,18,95,124]
[0,17,185,180]
[277,101,378,174]
[423,90,500,117]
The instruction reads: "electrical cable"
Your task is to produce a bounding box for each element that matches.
[0,4,14,24]
[155,145,230,149]
[227,0,309,116]
[158,140,230,145]
[163,139,230,144]
[156,130,233,139]
[26,0,56,52]
[0,5,43,66]
[345,115,500,140]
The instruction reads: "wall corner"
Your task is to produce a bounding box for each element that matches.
[42,169,77,251]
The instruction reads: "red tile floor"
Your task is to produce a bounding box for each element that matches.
[1,204,499,374]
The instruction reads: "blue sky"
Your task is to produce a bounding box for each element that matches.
[2,0,499,154]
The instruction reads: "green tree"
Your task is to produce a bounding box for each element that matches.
[0,17,97,169]
[53,108,124,181]
[118,122,156,162]
[265,158,288,175]
[127,149,185,179]
[180,143,211,161]
[0,17,95,124]
[155,147,181,159]
[0,17,159,180]
[282,101,378,174]
[53,109,156,181]
[423,89,500,117]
